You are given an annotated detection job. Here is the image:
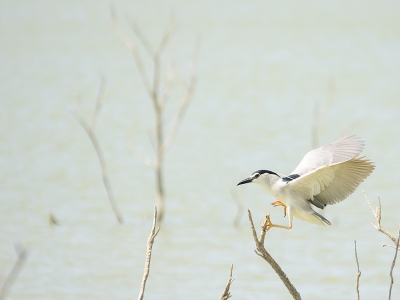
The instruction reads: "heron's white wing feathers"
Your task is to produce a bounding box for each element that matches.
[285,136,374,209]
[291,136,365,176]
[311,157,374,207]
[285,157,375,208]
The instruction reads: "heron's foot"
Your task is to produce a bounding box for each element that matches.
[271,200,287,217]
[261,214,273,232]
[261,214,293,231]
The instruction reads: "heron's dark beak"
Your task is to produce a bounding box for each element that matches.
[237,177,253,186]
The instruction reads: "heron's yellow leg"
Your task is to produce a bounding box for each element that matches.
[271,200,287,217]
[262,214,292,232]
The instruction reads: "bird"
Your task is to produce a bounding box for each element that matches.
[237,136,375,230]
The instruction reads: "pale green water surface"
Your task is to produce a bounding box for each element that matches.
[1,0,400,299]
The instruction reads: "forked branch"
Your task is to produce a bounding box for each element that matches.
[161,42,198,153]
[138,206,160,300]
[74,78,123,224]
[363,192,397,246]
[111,8,198,221]
[0,244,29,300]
[219,264,235,300]
[247,210,301,300]
[110,7,151,95]
[363,192,400,300]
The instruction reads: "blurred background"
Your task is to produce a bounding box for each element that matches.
[1,0,400,299]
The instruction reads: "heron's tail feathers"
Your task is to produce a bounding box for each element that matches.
[313,211,331,226]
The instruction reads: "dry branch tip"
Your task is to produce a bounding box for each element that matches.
[219,264,235,300]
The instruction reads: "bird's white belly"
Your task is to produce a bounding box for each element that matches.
[281,193,325,225]
[260,182,327,225]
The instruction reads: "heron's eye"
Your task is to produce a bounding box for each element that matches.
[254,173,260,178]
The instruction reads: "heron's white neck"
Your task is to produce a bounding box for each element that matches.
[256,174,281,197]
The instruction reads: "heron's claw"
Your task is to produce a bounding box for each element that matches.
[261,215,273,232]
[271,200,287,217]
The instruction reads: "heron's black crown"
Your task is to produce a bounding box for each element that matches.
[252,170,280,177]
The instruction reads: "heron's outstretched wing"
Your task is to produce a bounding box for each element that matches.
[284,136,375,209]
[291,136,365,176]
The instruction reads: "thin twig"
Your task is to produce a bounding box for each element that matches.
[388,226,400,300]
[151,24,177,113]
[219,264,235,300]
[90,76,107,131]
[110,7,152,95]
[74,80,123,224]
[137,206,160,300]
[363,192,397,245]
[354,241,361,300]
[0,244,29,300]
[130,20,154,59]
[247,210,301,300]
[161,38,199,153]
[383,244,400,250]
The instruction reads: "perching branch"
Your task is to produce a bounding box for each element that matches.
[364,192,400,299]
[137,206,160,300]
[219,264,235,300]
[363,192,397,246]
[354,241,361,300]
[388,226,400,300]
[74,77,123,224]
[0,244,29,300]
[247,210,301,300]
[111,8,198,221]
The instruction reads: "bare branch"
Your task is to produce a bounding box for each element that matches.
[158,61,175,111]
[247,210,302,300]
[130,20,154,59]
[110,7,152,95]
[112,8,197,222]
[74,81,123,224]
[90,76,107,131]
[354,241,361,300]
[0,244,29,300]
[383,244,400,250]
[138,206,160,300]
[151,24,177,113]
[161,39,199,153]
[219,264,235,300]
[363,192,397,245]
[389,226,400,300]
[154,25,177,60]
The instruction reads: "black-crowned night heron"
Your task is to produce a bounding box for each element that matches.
[237,136,375,230]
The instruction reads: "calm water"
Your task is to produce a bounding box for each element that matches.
[1,1,400,299]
